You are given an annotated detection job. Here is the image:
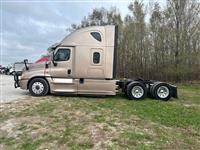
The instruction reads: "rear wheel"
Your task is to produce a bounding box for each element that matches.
[150,82,172,101]
[29,78,49,96]
[126,81,147,100]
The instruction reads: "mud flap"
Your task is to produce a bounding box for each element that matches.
[169,84,178,98]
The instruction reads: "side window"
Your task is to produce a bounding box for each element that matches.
[93,52,100,64]
[54,48,70,61]
[90,32,102,42]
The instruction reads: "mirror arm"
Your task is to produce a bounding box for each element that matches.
[53,61,57,66]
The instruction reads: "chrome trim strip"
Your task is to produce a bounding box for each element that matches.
[52,78,73,84]
[53,89,76,92]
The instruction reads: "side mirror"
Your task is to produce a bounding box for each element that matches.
[52,52,57,66]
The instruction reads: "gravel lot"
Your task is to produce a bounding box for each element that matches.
[0,75,29,103]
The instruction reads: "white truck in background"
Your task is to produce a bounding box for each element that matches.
[7,62,32,75]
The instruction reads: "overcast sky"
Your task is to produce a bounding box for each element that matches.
[1,0,165,66]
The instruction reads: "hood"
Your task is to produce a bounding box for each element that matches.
[28,62,46,71]
[21,62,46,79]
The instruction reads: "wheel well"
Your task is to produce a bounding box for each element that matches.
[27,77,50,91]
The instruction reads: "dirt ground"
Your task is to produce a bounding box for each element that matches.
[0,75,29,103]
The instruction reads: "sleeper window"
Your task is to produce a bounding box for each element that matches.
[93,52,100,64]
[54,48,70,61]
[90,32,102,42]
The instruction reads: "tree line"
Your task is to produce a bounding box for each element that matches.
[70,0,200,82]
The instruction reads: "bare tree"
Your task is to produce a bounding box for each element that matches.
[68,0,200,82]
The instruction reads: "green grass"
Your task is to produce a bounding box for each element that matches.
[16,101,57,117]
[20,139,44,150]
[112,99,200,129]
[0,84,200,150]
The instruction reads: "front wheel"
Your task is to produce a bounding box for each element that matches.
[126,81,147,100]
[28,78,49,96]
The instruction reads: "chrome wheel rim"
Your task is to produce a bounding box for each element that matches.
[32,82,44,95]
[131,86,144,98]
[157,86,169,98]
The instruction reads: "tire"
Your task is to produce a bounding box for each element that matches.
[28,78,49,96]
[126,81,147,100]
[150,82,172,101]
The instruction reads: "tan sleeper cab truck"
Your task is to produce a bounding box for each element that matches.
[14,25,177,100]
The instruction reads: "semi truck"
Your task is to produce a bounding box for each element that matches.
[14,25,177,100]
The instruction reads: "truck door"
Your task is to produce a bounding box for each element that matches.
[49,47,77,93]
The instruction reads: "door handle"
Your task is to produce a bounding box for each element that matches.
[67,69,71,74]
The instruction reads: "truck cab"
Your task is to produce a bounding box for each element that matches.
[16,25,117,96]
